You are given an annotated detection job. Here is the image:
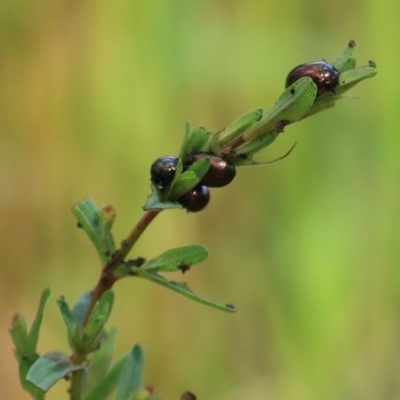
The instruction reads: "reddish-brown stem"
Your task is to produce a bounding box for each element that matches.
[218,136,246,158]
[82,209,162,327]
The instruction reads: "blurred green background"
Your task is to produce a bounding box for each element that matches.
[1,1,399,399]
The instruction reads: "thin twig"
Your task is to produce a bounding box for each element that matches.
[81,209,162,327]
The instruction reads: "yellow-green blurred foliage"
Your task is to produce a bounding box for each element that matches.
[1,1,399,399]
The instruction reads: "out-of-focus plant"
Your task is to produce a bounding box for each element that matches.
[9,41,376,400]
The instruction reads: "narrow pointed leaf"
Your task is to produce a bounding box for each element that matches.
[180,127,212,161]
[10,319,44,400]
[178,121,192,160]
[168,171,199,199]
[185,157,210,182]
[87,327,118,390]
[336,65,377,93]
[201,130,220,154]
[27,288,51,351]
[142,245,209,272]
[72,290,93,328]
[84,355,129,400]
[9,314,29,356]
[57,297,81,352]
[116,344,145,400]
[86,290,114,324]
[217,108,263,147]
[338,57,356,73]
[78,291,114,353]
[235,131,279,161]
[9,289,51,400]
[133,268,236,313]
[81,317,105,353]
[332,41,356,71]
[242,78,317,142]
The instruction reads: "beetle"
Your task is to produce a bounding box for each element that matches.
[150,156,179,188]
[285,61,340,96]
[185,153,236,188]
[179,185,210,212]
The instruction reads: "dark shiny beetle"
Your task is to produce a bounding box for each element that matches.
[186,154,236,188]
[150,156,179,188]
[179,185,210,212]
[285,61,340,96]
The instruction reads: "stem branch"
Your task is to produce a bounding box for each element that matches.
[69,369,85,400]
[82,209,162,327]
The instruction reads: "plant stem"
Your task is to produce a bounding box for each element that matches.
[82,209,162,327]
[218,136,246,156]
[71,209,162,398]
[110,208,162,266]
[69,369,85,400]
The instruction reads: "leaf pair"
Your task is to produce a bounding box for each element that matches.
[115,244,236,313]
[58,291,114,355]
[73,198,235,313]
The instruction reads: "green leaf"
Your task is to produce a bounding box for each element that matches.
[99,205,117,245]
[27,351,86,392]
[332,40,356,71]
[336,65,377,94]
[27,288,51,352]
[72,199,116,267]
[84,355,128,400]
[9,289,51,400]
[86,290,114,324]
[80,291,114,353]
[10,288,51,357]
[72,290,93,328]
[57,297,82,353]
[142,245,209,272]
[18,354,45,400]
[338,57,356,73]
[168,171,199,199]
[179,126,212,161]
[116,344,145,400]
[177,121,191,160]
[87,327,118,390]
[143,183,183,211]
[242,77,317,142]
[144,194,183,210]
[81,317,105,353]
[9,314,29,357]
[185,157,210,182]
[132,268,237,313]
[200,131,220,154]
[235,131,279,161]
[217,108,263,147]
